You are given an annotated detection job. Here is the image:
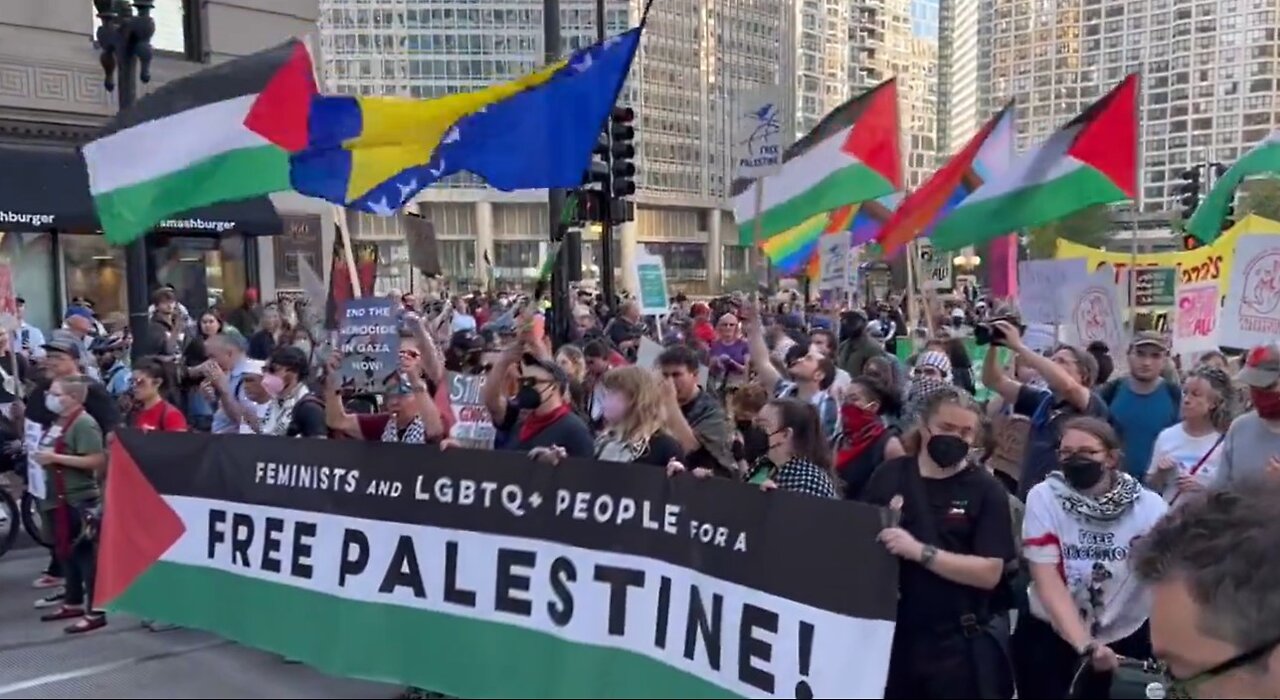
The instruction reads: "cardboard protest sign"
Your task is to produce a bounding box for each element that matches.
[339,298,399,392]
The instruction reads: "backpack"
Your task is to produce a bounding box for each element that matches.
[1097,376,1180,407]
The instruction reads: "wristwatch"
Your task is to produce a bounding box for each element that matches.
[920,545,938,567]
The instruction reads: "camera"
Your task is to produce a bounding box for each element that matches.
[974,317,1025,347]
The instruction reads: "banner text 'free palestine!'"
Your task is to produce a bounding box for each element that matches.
[98,432,898,698]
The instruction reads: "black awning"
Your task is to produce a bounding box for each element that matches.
[0,143,282,237]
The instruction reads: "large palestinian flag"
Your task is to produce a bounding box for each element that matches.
[732,80,901,244]
[1185,129,1280,244]
[83,40,315,245]
[929,75,1137,251]
[98,432,898,698]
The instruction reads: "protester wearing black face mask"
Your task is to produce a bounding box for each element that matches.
[480,346,593,458]
[861,387,1016,699]
[727,385,771,474]
[1015,417,1167,699]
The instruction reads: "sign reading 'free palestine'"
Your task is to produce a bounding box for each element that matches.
[98,432,899,699]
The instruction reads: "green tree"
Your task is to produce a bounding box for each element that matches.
[1025,204,1114,259]
[1238,178,1280,222]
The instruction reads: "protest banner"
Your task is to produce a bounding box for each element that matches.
[817,231,851,293]
[1054,213,1280,298]
[98,432,898,699]
[446,372,496,449]
[1219,234,1280,349]
[1063,266,1128,365]
[338,298,399,392]
[1016,259,1087,324]
[1172,281,1219,356]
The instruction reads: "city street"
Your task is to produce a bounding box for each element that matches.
[0,548,399,699]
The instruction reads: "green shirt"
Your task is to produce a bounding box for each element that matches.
[39,412,104,509]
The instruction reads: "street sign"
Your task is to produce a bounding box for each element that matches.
[1134,267,1177,307]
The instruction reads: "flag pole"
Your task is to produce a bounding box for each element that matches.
[1128,70,1143,330]
[753,183,767,291]
[334,205,362,298]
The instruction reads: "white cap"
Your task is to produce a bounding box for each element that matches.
[242,359,266,376]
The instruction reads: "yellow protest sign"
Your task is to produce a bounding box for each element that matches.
[1054,214,1279,297]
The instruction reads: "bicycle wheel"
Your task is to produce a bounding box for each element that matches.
[20,492,52,548]
[0,488,18,558]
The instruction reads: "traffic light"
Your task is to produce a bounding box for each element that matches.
[1223,200,1236,232]
[1183,234,1202,251]
[609,106,637,202]
[1178,167,1201,219]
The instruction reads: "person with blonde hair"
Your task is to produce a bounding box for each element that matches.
[592,365,684,466]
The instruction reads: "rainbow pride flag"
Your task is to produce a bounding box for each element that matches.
[761,194,900,278]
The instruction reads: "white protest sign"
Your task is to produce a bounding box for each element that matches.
[917,242,953,291]
[732,87,788,179]
[1172,281,1220,356]
[446,373,496,450]
[632,249,670,318]
[24,419,45,500]
[817,231,850,292]
[1063,265,1128,357]
[1219,234,1280,349]
[1018,259,1089,324]
[1022,323,1059,353]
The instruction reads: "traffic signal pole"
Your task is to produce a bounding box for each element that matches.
[545,0,571,346]
[595,0,617,308]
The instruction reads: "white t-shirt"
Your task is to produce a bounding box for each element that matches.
[1023,481,1169,645]
[1146,424,1225,504]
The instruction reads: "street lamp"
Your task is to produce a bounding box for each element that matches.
[94,0,155,360]
[952,253,982,269]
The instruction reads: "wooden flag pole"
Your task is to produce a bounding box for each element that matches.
[753,182,766,293]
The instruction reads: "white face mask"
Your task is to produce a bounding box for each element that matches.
[45,394,64,415]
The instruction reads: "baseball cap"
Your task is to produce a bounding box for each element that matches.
[520,352,570,392]
[42,330,82,359]
[64,306,94,322]
[1129,330,1168,352]
[1237,342,1280,389]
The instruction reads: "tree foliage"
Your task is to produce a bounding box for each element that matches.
[1025,204,1114,259]
[1238,178,1280,222]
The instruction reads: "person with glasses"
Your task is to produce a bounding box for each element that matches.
[127,358,187,432]
[481,340,593,458]
[707,312,749,386]
[1133,479,1280,699]
[1016,417,1168,698]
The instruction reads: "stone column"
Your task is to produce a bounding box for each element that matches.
[475,200,494,288]
[618,220,639,297]
[707,208,723,294]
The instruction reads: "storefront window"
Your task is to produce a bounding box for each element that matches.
[151,235,247,317]
[440,240,478,285]
[10,233,56,334]
[62,235,127,318]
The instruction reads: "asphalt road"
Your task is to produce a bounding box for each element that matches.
[0,548,400,699]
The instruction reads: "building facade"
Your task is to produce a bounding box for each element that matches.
[319,0,795,296]
[0,0,321,332]
[937,0,982,156]
[983,0,1280,213]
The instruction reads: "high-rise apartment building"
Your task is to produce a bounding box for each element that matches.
[937,0,982,156]
[850,0,939,188]
[793,0,851,134]
[319,0,798,294]
[984,0,1280,213]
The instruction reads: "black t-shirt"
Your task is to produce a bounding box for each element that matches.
[287,397,329,438]
[633,432,684,467]
[862,456,1015,632]
[497,404,595,457]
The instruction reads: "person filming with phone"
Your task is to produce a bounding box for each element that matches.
[981,320,1109,497]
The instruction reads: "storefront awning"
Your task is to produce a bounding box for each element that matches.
[0,143,282,236]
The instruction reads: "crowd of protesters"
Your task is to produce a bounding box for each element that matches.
[2,279,1279,700]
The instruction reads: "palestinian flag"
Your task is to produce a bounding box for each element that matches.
[83,40,316,245]
[732,80,901,244]
[97,431,899,699]
[876,101,1015,257]
[930,75,1137,251]
[1185,130,1280,244]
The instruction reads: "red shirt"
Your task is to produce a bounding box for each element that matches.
[133,400,188,432]
[693,319,716,345]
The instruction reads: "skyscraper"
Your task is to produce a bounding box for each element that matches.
[937,0,982,156]
[319,0,795,294]
[982,0,1280,213]
[792,0,851,134]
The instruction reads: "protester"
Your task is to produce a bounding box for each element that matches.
[836,376,906,500]
[836,309,884,376]
[1016,416,1167,698]
[862,386,1015,699]
[656,344,736,476]
[14,297,47,359]
[90,333,130,399]
[744,304,838,440]
[726,384,770,476]
[554,344,590,416]
[576,365,683,465]
[260,346,326,437]
[1211,342,1280,490]
[707,312,749,385]
[127,358,188,432]
[225,287,262,337]
[483,344,593,457]
[203,334,254,434]
[1098,332,1181,481]
[247,303,287,360]
[982,320,1108,497]
[138,287,180,357]
[323,353,444,443]
[33,375,108,634]
[0,328,31,403]
[1146,365,1232,506]
[1133,480,1280,699]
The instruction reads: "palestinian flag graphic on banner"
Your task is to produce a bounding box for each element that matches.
[97,432,899,699]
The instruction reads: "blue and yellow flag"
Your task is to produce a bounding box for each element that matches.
[287,28,642,214]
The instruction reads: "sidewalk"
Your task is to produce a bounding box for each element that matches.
[0,549,398,699]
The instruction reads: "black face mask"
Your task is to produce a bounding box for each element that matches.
[925,433,970,469]
[515,384,544,410]
[735,420,771,463]
[1059,455,1105,490]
